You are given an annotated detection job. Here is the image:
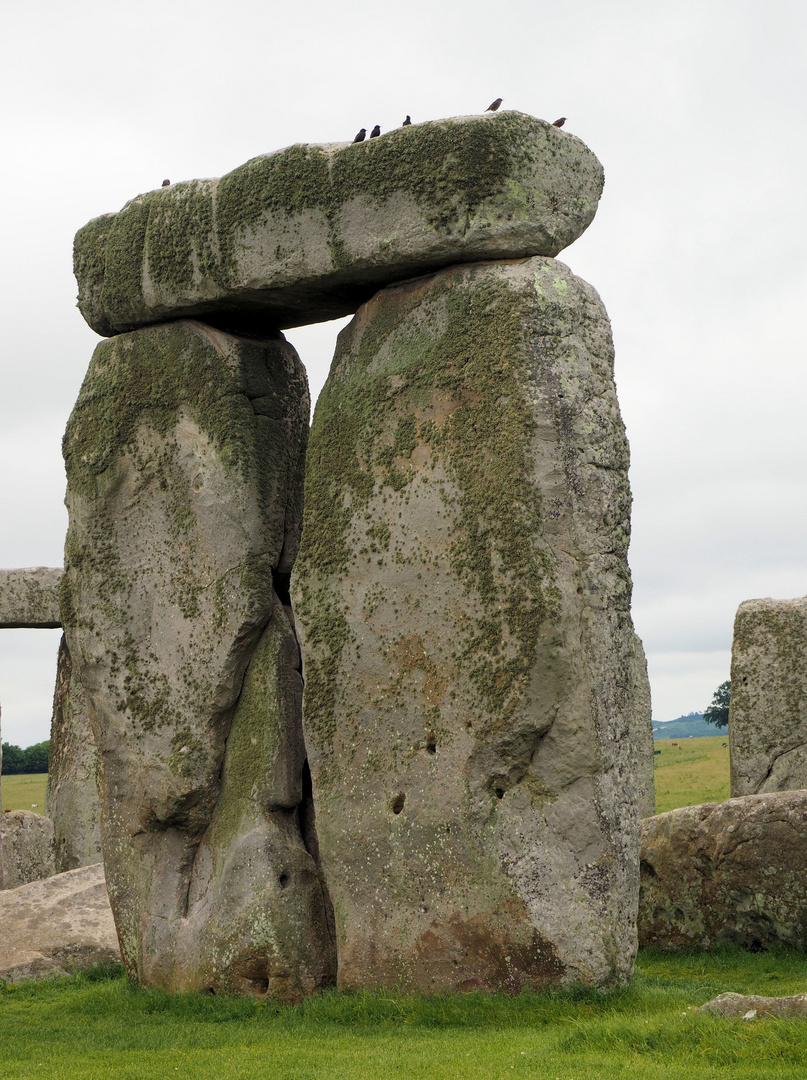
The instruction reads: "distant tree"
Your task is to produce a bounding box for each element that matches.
[0,740,49,774]
[22,741,50,773]
[1,743,24,774]
[704,680,730,729]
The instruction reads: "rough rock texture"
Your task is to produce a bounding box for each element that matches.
[0,567,62,627]
[74,113,604,336]
[0,810,55,890]
[46,635,102,872]
[729,597,807,796]
[639,791,807,950]
[0,864,119,982]
[62,319,335,998]
[292,256,652,992]
[698,992,807,1019]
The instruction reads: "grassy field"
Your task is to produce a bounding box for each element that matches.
[1,773,48,813]
[2,744,802,1079]
[653,735,730,814]
[0,739,728,818]
[2,948,806,1080]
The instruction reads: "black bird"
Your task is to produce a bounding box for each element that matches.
[161,179,170,187]
[353,128,366,142]
[486,98,503,111]
[552,117,566,128]
[402,115,412,126]
[370,124,381,138]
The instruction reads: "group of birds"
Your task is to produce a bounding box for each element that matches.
[352,100,565,143]
[161,101,566,188]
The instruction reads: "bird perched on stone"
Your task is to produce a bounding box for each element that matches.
[402,115,412,126]
[552,117,566,128]
[161,179,170,187]
[486,98,503,111]
[370,125,381,138]
[353,128,366,142]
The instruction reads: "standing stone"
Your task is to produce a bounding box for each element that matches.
[62,319,334,998]
[729,597,807,796]
[46,635,102,872]
[293,256,652,992]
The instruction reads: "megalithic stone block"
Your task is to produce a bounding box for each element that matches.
[73,113,604,336]
[729,596,807,796]
[61,319,335,998]
[292,256,652,992]
[46,634,103,873]
[0,567,62,627]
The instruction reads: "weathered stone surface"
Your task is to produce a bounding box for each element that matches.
[46,635,102,872]
[62,319,335,998]
[0,864,119,982]
[0,810,55,890]
[74,113,604,337]
[729,597,807,796]
[293,256,651,992]
[698,992,807,1019]
[639,791,807,950]
[0,567,62,627]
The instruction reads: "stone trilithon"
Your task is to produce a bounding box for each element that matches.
[61,111,652,997]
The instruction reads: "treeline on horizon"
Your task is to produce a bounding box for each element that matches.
[1,740,49,774]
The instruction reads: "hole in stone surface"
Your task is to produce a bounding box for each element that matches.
[390,793,406,815]
[425,732,437,753]
[494,787,505,800]
[279,872,289,889]
[204,987,216,996]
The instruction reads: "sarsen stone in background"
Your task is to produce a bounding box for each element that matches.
[729,596,807,796]
[0,567,62,628]
[639,790,807,951]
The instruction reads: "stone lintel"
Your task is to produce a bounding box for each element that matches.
[74,111,604,336]
[0,567,63,628]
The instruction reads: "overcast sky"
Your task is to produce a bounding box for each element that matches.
[1,0,805,747]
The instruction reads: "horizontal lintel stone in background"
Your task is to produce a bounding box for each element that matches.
[74,112,605,336]
[0,567,63,628]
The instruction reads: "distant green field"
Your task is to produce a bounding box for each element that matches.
[1,773,48,813]
[653,735,730,815]
[1,738,729,820]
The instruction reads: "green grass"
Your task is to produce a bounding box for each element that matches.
[653,736,730,814]
[1,773,48,813]
[2,948,806,1079]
